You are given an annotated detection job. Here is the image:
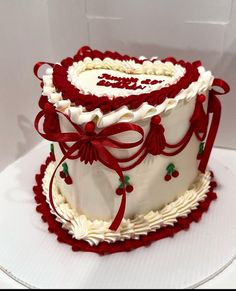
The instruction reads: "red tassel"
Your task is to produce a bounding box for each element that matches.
[78,122,99,164]
[145,115,166,155]
[191,94,208,136]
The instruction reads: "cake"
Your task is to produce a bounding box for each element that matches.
[33,46,229,254]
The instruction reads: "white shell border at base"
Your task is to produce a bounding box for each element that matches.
[42,162,211,246]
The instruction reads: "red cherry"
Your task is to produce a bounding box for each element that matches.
[50,152,56,162]
[60,171,65,178]
[165,174,171,181]
[197,94,206,103]
[116,188,123,196]
[65,176,73,185]
[126,185,134,193]
[172,170,179,178]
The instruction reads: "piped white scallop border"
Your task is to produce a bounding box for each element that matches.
[42,162,211,246]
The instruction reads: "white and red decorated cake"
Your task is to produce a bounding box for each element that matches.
[33,46,229,254]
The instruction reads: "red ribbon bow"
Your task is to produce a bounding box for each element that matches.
[35,107,144,231]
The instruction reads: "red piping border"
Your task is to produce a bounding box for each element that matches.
[33,155,217,255]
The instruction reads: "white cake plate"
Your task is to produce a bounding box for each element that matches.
[0,142,236,289]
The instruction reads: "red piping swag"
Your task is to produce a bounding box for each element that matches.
[198,79,229,172]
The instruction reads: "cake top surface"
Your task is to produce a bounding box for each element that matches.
[39,46,213,127]
[67,58,185,98]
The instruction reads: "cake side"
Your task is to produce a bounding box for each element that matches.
[53,94,206,221]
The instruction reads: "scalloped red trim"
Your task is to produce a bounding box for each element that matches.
[33,156,217,255]
[51,46,200,114]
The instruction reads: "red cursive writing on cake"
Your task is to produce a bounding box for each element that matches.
[96,73,163,90]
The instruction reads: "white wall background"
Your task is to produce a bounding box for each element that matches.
[0,0,235,171]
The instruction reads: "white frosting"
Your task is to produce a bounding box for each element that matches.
[70,57,177,76]
[42,162,211,246]
[42,59,213,128]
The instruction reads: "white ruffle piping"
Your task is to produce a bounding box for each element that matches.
[42,58,213,128]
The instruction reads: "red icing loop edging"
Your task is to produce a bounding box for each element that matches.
[33,155,218,255]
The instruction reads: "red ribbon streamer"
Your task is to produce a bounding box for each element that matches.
[34,62,54,81]
[35,109,144,231]
[198,78,230,172]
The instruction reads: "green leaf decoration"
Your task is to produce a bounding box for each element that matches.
[50,143,54,154]
[119,175,130,188]
[166,163,175,174]
[62,162,69,177]
[198,142,205,154]
[124,175,130,184]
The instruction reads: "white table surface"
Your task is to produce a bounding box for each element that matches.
[0,146,236,289]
